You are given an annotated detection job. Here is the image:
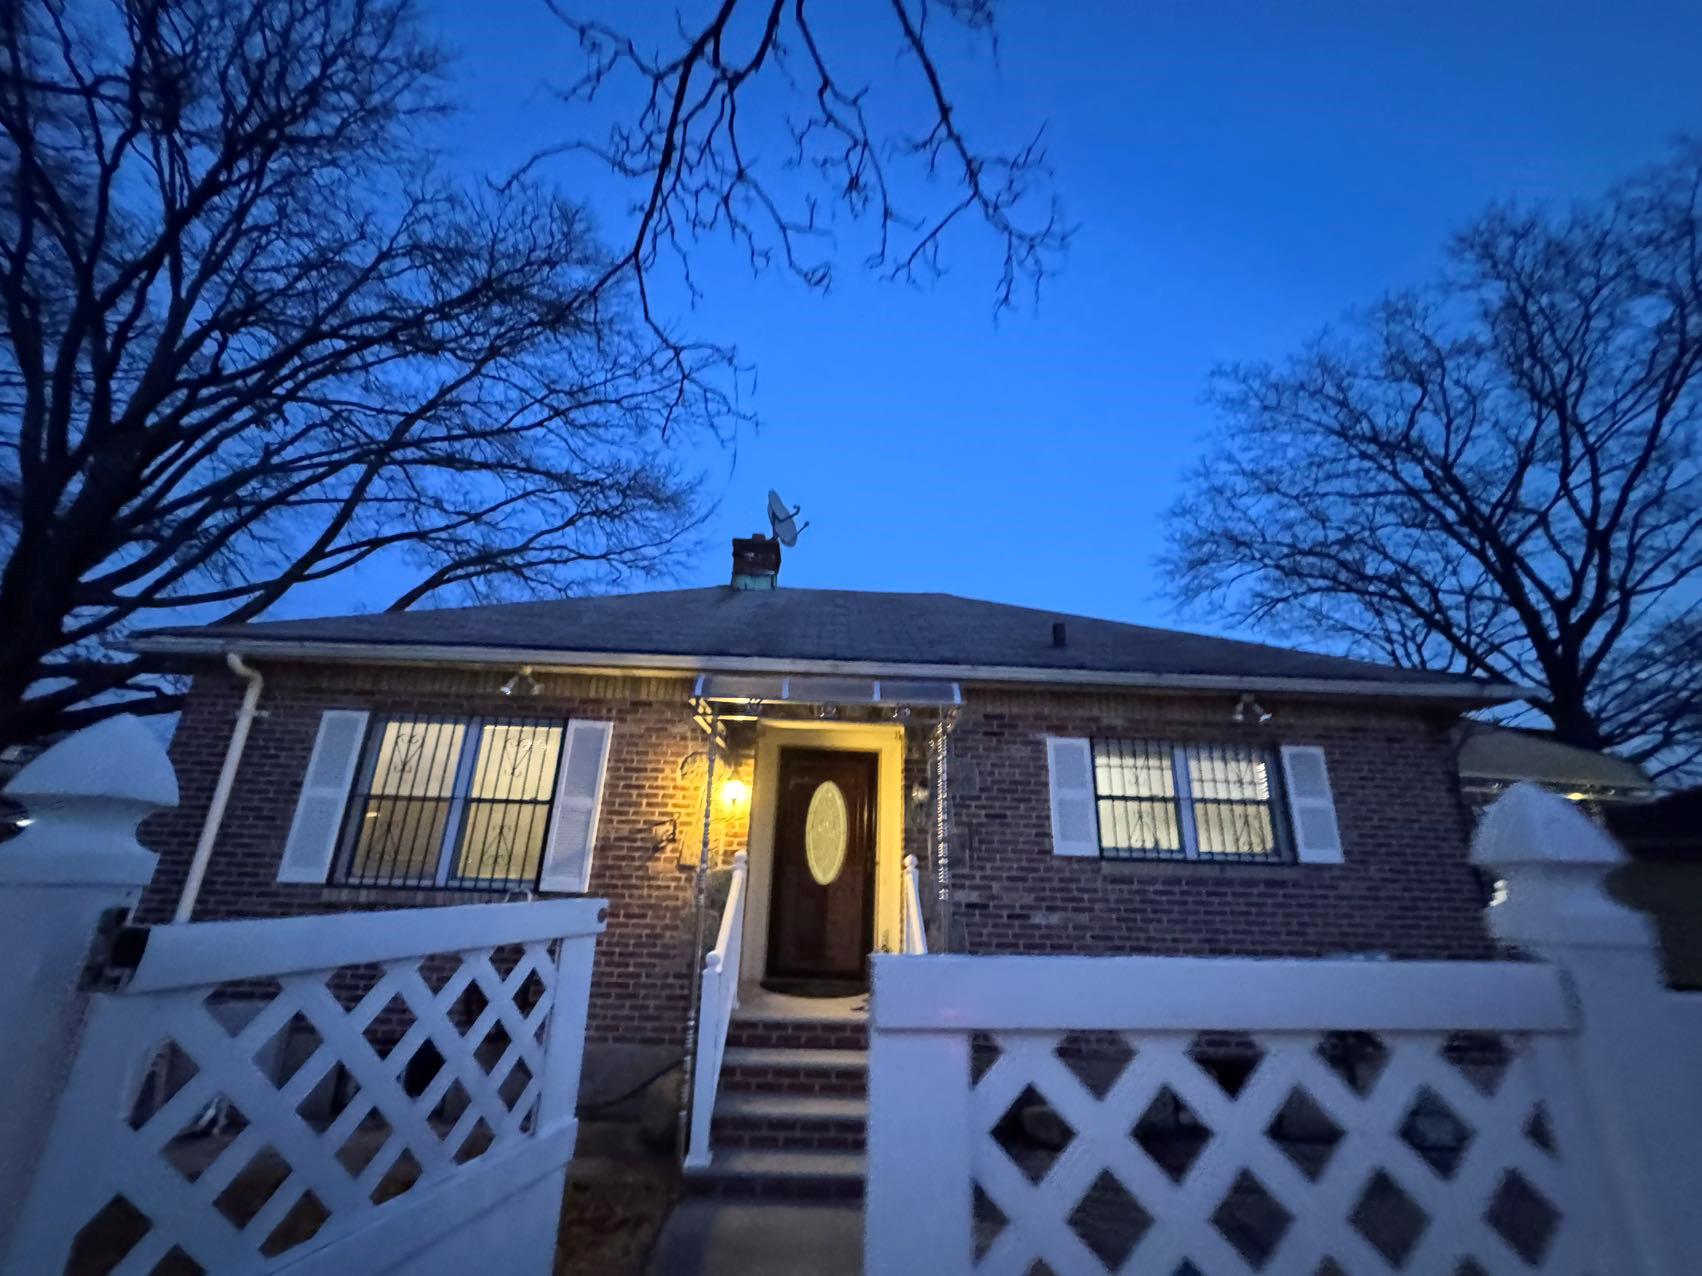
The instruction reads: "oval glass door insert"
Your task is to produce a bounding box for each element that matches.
[804,780,850,886]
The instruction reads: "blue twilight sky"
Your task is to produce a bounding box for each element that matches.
[330,1,1702,638]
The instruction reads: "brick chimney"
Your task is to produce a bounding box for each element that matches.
[731,533,781,590]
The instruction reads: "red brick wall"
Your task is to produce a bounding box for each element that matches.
[945,688,1492,959]
[142,665,1492,1057]
[140,661,743,1049]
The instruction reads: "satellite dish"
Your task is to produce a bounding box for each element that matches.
[768,489,809,547]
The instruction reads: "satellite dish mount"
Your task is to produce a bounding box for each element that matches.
[767,489,809,547]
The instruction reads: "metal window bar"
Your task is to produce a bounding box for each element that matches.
[1093,738,1186,861]
[451,721,563,887]
[1091,739,1292,863]
[1185,741,1292,862]
[335,716,565,889]
[344,716,463,887]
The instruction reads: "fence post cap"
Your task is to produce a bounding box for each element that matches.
[5,714,178,810]
[1470,782,1624,868]
[1472,782,1651,952]
[2,716,176,869]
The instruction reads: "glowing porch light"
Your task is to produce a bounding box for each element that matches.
[720,777,750,808]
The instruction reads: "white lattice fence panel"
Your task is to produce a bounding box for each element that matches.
[12,934,574,1276]
[969,1028,1594,1276]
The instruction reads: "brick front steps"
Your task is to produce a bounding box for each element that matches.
[721,1046,868,1097]
[725,1016,869,1053]
[685,1015,870,1198]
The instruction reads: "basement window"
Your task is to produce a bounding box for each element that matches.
[1092,739,1293,863]
[335,716,564,889]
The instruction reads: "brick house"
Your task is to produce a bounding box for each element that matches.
[133,539,1516,1192]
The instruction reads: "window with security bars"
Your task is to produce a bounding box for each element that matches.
[1091,739,1292,862]
[336,716,564,888]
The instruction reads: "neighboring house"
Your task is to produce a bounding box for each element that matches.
[1603,789,1702,991]
[1456,721,1656,816]
[1453,722,1696,987]
[130,537,1518,1193]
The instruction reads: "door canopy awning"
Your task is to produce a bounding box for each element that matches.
[693,673,962,708]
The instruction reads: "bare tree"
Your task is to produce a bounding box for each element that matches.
[0,0,1066,750]
[536,0,1070,319]
[1165,143,1702,778]
[0,0,734,748]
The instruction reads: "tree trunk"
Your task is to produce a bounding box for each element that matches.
[1544,696,1609,754]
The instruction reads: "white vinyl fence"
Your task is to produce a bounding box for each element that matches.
[0,717,606,1276]
[865,785,1702,1276]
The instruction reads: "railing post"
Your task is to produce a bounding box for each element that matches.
[1473,782,1702,1275]
[684,953,723,1170]
[726,850,747,1010]
[864,955,971,1275]
[0,716,176,1253]
[900,854,927,954]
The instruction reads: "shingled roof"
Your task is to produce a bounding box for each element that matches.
[134,586,1516,701]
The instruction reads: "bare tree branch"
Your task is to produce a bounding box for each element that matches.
[529,0,1070,320]
[1164,142,1702,780]
[0,0,1065,750]
[0,0,741,748]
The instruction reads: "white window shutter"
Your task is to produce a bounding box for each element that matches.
[1046,736,1100,857]
[278,710,370,883]
[1281,744,1344,864]
[540,719,614,893]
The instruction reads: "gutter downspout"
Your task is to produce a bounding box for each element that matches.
[174,653,263,923]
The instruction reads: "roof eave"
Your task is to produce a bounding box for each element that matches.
[129,633,1528,706]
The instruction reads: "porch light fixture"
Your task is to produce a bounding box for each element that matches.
[500,667,539,697]
[719,777,750,808]
[1231,692,1272,724]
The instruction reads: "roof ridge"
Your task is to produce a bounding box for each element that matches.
[130,584,1517,701]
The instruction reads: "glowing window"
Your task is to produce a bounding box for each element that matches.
[340,716,564,889]
[804,780,849,885]
[1092,740,1292,863]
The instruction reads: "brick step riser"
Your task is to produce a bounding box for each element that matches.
[720,1068,866,1097]
[709,1122,866,1153]
[684,1176,864,1201]
[725,1022,869,1053]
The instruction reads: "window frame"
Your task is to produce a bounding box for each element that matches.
[1089,738,1295,864]
[331,713,567,891]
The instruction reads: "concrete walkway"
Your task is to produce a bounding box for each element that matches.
[646,1200,862,1276]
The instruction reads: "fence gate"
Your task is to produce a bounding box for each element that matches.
[3,899,603,1276]
[865,955,1623,1275]
[865,784,1702,1276]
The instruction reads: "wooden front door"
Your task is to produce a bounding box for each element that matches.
[764,748,878,994]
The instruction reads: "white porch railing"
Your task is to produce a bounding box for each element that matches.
[901,853,928,954]
[685,850,747,1170]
